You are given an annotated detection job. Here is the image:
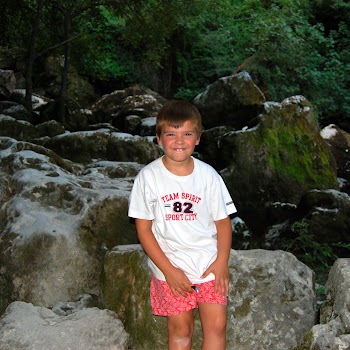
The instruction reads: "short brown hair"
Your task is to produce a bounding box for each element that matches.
[156,100,203,137]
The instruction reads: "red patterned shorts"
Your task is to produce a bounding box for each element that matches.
[150,276,227,316]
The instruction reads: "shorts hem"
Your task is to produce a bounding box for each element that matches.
[150,276,227,316]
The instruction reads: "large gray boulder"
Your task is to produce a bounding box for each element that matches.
[228,249,316,350]
[36,129,162,164]
[192,71,265,129]
[293,190,350,247]
[295,258,350,350]
[0,115,65,142]
[0,301,129,350]
[102,246,316,350]
[91,84,166,130]
[0,114,39,140]
[264,189,350,276]
[0,137,139,313]
[219,96,338,236]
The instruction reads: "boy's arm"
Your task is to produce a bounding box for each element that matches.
[201,216,232,296]
[135,218,192,296]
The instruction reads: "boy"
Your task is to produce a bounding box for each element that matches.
[128,100,237,350]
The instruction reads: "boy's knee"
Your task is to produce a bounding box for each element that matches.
[172,335,192,347]
[168,324,193,349]
[168,321,194,339]
[208,317,227,335]
[169,323,193,337]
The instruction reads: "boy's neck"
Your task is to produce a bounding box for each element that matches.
[162,156,194,176]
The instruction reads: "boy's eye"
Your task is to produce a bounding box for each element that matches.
[165,133,175,137]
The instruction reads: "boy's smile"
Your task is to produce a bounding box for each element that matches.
[157,120,200,174]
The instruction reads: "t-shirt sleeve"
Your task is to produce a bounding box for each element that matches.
[211,173,237,221]
[128,171,155,220]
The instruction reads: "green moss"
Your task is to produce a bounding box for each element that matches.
[102,249,204,349]
[250,266,267,281]
[291,331,321,350]
[233,298,251,318]
[79,197,138,255]
[25,182,83,214]
[102,249,167,349]
[255,113,337,188]
[0,232,17,315]
[14,234,57,275]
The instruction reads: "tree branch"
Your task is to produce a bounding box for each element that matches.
[36,31,82,58]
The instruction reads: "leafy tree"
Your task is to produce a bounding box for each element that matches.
[221,0,350,127]
[2,0,350,128]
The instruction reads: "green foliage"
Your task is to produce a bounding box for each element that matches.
[281,220,350,281]
[1,0,350,125]
[173,0,237,98]
[75,6,136,82]
[226,0,350,126]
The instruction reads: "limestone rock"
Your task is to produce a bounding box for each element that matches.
[227,249,316,350]
[0,138,138,312]
[139,116,156,136]
[196,125,235,168]
[192,71,265,129]
[295,190,350,247]
[36,120,65,138]
[295,259,350,350]
[36,129,162,164]
[2,104,32,122]
[0,301,129,350]
[103,246,316,350]
[91,84,166,130]
[0,115,39,140]
[10,88,51,112]
[219,95,338,235]
[124,114,142,135]
[265,190,350,269]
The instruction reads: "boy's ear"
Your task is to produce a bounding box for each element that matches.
[195,134,201,145]
[156,135,162,146]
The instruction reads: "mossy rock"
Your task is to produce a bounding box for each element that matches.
[102,245,204,350]
[219,96,338,236]
[0,115,39,141]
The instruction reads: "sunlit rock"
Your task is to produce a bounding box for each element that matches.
[103,246,316,350]
[0,137,139,312]
[0,301,130,350]
[295,259,350,350]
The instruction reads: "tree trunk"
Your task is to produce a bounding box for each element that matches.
[57,10,72,126]
[25,0,44,111]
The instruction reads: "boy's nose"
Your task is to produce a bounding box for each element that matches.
[175,135,184,143]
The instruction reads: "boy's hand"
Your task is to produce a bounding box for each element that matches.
[201,259,230,296]
[164,267,193,297]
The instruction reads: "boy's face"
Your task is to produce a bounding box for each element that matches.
[157,120,200,166]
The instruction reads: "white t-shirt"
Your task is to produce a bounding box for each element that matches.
[128,156,237,284]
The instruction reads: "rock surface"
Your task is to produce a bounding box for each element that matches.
[103,246,316,350]
[295,259,350,350]
[0,301,129,350]
[193,71,265,129]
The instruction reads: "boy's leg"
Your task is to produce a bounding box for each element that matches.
[167,310,194,350]
[198,303,227,350]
